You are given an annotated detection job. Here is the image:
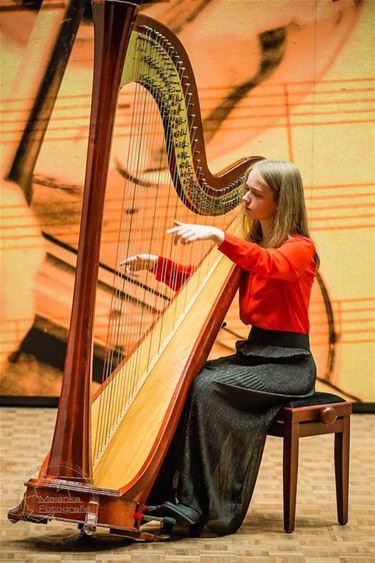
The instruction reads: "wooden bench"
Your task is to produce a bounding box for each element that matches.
[268,392,352,532]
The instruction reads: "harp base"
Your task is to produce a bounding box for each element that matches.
[7,478,155,541]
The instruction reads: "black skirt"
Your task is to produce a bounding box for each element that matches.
[147,326,316,536]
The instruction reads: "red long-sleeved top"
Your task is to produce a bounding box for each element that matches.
[152,257,194,291]
[152,232,316,334]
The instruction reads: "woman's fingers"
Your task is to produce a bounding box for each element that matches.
[186,234,199,242]
[166,223,189,245]
[126,268,140,277]
[120,253,158,271]
[166,222,218,245]
[123,256,139,275]
[167,223,200,245]
[120,255,142,270]
[166,226,181,234]
[166,220,190,234]
[120,256,134,266]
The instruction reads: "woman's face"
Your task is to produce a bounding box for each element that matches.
[242,169,277,221]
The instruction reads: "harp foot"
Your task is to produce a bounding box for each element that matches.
[8,501,49,525]
[82,499,100,535]
[8,501,24,523]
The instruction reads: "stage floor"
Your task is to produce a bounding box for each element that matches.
[1,408,374,562]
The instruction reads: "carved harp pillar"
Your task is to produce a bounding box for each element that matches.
[9,0,263,539]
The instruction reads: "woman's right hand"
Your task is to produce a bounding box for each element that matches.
[120,254,158,275]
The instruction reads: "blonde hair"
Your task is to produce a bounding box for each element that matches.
[242,159,319,264]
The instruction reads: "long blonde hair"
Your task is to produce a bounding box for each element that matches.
[242,159,319,264]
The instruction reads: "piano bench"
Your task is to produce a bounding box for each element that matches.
[267,392,352,533]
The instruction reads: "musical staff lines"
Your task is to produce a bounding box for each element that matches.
[330,297,375,345]
[305,182,375,232]
[2,181,374,251]
[1,77,374,143]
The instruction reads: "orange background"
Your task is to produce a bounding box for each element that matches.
[1,0,374,401]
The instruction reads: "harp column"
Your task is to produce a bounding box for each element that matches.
[45,0,140,483]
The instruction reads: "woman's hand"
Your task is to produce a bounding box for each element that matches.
[120,253,158,275]
[166,221,224,246]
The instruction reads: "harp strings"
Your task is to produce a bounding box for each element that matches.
[93,27,153,460]
[110,26,158,440]
[93,26,171,461]
[92,30,138,461]
[124,26,173,424]
[92,26,220,463]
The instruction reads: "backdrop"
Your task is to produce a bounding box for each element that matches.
[1,0,374,402]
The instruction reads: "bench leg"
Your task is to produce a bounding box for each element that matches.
[335,415,350,525]
[283,421,299,533]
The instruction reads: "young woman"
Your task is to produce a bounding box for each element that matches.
[120,159,318,536]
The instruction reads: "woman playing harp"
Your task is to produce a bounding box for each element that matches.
[8,1,319,541]
[121,159,318,536]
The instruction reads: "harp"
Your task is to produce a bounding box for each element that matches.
[8,0,263,539]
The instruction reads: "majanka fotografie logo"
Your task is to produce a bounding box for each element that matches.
[20,462,97,544]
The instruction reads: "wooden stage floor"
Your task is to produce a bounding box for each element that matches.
[0,408,374,562]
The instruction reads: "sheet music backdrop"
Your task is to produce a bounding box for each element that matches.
[0,0,374,403]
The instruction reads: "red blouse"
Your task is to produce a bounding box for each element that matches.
[152,232,316,334]
[218,232,316,334]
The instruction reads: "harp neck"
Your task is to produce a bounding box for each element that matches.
[127,14,261,214]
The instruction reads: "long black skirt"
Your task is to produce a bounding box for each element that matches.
[147,326,316,536]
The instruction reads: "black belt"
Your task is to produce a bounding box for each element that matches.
[248,326,310,351]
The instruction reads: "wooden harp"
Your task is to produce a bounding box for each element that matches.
[9,0,263,539]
